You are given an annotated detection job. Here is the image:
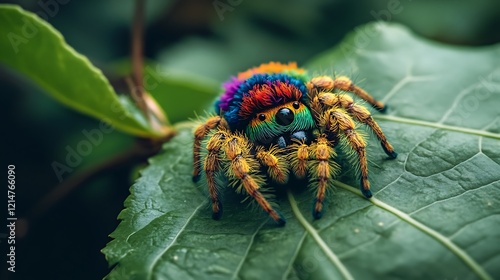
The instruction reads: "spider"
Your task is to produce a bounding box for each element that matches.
[192,62,397,225]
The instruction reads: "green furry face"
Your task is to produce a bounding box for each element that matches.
[245,101,316,147]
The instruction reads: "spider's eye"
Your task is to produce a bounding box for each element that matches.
[292,101,300,109]
[258,114,266,121]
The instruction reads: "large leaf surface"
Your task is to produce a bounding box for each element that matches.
[0,5,162,138]
[103,23,500,279]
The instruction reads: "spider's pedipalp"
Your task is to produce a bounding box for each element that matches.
[289,141,310,178]
[318,92,398,159]
[256,146,289,184]
[325,108,372,198]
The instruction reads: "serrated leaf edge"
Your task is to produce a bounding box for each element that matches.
[0,5,161,138]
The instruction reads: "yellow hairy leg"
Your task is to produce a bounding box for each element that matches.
[256,146,289,184]
[193,116,227,181]
[203,131,226,219]
[309,135,340,219]
[324,108,373,198]
[317,92,397,158]
[307,76,386,112]
[225,136,286,225]
[289,141,310,178]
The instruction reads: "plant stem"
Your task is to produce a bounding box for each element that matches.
[129,0,172,136]
[131,0,149,122]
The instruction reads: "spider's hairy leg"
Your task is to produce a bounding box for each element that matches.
[193,116,226,182]
[318,92,398,159]
[225,136,286,225]
[309,135,340,219]
[307,76,386,112]
[289,141,310,178]
[204,131,226,220]
[256,146,289,184]
[325,108,373,198]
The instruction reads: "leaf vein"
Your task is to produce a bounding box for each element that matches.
[334,180,493,280]
[449,214,500,241]
[281,232,308,280]
[147,202,205,280]
[231,219,267,280]
[380,61,437,104]
[409,179,500,216]
[287,191,354,280]
[375,115,500,140]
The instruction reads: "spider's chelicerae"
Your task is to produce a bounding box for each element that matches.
[193,62,397,225]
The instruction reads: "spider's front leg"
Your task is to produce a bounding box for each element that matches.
[309,136,340,219]
[289,137,340,219]
[225,136,286,225]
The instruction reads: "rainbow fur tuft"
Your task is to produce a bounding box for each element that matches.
[236,61,307,81]
[215,62,310,129]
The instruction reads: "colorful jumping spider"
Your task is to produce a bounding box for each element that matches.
[193,62,397,225]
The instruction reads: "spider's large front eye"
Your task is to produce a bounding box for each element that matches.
[292,101,300,109]
[258,114,266,121]
[276,108,294,126]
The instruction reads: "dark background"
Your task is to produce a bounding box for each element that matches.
[1,0,499,279]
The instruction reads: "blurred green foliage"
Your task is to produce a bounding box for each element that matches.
[0,0,498,279]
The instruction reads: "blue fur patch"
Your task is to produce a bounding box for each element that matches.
[221,73,308,130]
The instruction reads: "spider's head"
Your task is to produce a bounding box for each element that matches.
[215,62,316,148]
[246,98,315,147]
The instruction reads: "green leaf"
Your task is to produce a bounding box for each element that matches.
[103,23,500,279]
[145,68,220,124]
[0,4,162,138]
[108,60,220,123]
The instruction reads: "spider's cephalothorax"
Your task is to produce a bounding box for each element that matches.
[193,62,397,225]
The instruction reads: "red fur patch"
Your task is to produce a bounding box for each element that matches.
[239,81,302,119]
